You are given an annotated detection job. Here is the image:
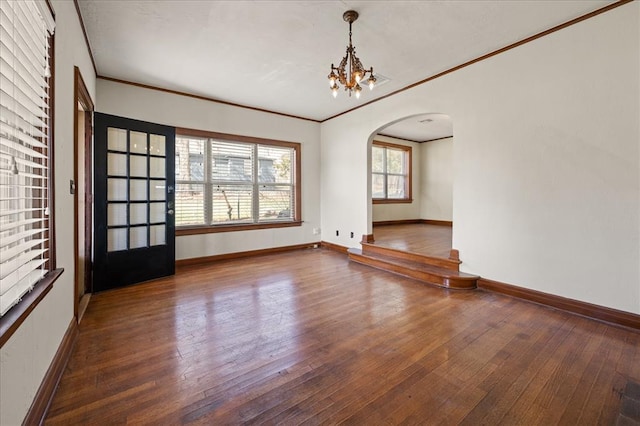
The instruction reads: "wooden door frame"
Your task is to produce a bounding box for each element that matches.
[74,67,94,322]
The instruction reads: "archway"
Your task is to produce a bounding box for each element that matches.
[366,113,455,259]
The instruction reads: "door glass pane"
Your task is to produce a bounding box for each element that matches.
[130,180,147,201]
[130,203,147,225]
[150,157,165,178]
[107,127,127,151]
[149,134,166,156]
[150,181,165,200]
[150,225,165,246]
[130,226,147,249]
[107,153,127,176]
[108,178,127,201]
[130,131,147,154]
[150,202,165,223]
[108,228,127,252]
[108,204,127,226]
[130,155,147,177]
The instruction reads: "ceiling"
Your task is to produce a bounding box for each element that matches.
[378,114,453,143]
[77,1,613,123]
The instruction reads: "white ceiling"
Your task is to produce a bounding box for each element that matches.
[77,0,613,122]
[379,114,453,143]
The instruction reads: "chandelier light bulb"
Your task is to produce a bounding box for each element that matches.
[332,85,339,98]
[368,74,376,90]
[355,84,362,99]
[328,68,338,87]
[355,72,362,83]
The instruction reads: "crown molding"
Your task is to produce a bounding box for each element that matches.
[73,0,98,77]
[321,0,634,122]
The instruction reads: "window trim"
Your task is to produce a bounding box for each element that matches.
[175,127,302,235]
[372,140,413,204]
[0,3,60,348]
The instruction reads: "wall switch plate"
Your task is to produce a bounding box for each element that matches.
[69,179,76,194]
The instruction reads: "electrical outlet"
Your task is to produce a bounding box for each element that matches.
[312,227,320,235]
[69,179,76,194]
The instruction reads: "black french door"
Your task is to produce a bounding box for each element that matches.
[93,113,175,292]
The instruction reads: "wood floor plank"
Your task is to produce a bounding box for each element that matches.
[44,249,640,425]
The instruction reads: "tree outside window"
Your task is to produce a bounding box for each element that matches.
[372,141,412,203]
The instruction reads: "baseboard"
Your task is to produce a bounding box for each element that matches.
[24,318,78,425]
[372,219,453,227]
[421,219,453,227]
[478,278,640,331]
[175,242,320,267]
[320,241,349,254]
[373,219,422,226]
[77,293,91,324]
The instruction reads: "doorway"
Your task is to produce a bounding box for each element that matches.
[370,113,454,259]
[74,67,94,322]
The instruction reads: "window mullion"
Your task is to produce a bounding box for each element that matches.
[204,138,212,225]
[383,147,388,199]
[252,144,259,223]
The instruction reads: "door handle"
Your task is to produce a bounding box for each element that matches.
[168,209,174,215]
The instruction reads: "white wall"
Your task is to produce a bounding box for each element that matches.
[96,80,321,260]
[371,135,421,222]
[420,137,453,221]
[0,1,96,424]
[321,3,639,314]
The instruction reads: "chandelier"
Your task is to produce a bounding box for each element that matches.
[328,10,376,99]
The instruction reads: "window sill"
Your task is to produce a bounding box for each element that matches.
[373,199,414,204]
[0,268,64,348]
[176,220,303,236]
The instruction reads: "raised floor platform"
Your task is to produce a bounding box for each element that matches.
[348,243,478,290]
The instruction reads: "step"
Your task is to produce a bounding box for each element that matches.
[348,248,478,290]
[361,242,461,271]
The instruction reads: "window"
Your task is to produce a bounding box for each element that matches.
[175,129,301,234]
[372,141,412,203]
[0,0,56,320]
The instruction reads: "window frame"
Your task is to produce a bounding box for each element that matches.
[0,1,62,348]
[372,141,413,204]
[175,127,302,235]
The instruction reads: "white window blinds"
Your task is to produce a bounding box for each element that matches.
[0,0,55,316]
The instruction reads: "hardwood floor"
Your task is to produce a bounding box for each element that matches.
[373,223,452,258]
[46,248,640,425]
